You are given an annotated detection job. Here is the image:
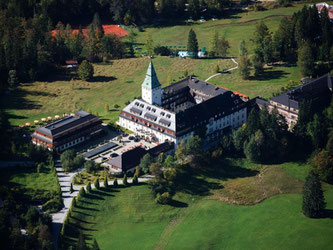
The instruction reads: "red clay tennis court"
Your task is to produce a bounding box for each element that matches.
[52,25,128,38]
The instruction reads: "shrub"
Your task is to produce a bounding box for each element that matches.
[61,150,85,172]
[78,60,94,81]
[155,192,171,205]
[84,160,99,173]
[135,166,141,177]
[154,46,170,56]
[140,154,153,174]
[113,179,118,187]
[42,197,63,213]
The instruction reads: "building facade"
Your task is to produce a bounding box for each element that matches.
[32,110,102,151]
[256,74,333,128]
[118,60,248,147]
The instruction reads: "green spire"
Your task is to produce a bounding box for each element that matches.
[142,60,161,89]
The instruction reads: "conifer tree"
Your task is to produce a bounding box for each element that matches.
[238,40,251,80]
[72,197,77,208]
[76,231,88,250]
[78,187,85,199]
[210,30,219,57]
[70,183,74,193]
[123,174,128,186]
[302,171,326,218]
[113,178,118,187]
[92,239,100,250]
[187,29,199,58]
[94,178,100,189]
[132,174,138,185]
[104,176,108,188]
[217,36,230,57]
[87,182,92,193]
[298,42,315,77]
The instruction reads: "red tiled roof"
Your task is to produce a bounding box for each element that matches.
[51,25,128,38]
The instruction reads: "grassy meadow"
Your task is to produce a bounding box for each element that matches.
[135,3,308,55]
[0,164,58,197]
[2,57,300,127]
[63,159,333,250]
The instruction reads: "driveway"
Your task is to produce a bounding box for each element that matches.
[51,159,153,249]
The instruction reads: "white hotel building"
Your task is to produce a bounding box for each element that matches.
[118,60,248,146]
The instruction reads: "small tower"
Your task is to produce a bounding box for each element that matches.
[141,60,162,106]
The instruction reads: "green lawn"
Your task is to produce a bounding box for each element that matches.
[135,3,319,55]
[2,56,301,127]
[65,160,333,250]
[0,164,58,196]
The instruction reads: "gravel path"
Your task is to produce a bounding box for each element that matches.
[51,159,153,249]
[205,58,239,82]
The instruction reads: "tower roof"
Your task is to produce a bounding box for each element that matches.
[142,60,161,89]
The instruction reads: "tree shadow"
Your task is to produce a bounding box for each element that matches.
[75,87,90,90]
[249,70,290,81]
[89,76,117,83]
[323,209,333,219]
[90,189,114,196]
[200,158,259,180]
[84,193,105,200]
[0,87,42,111]
[75,204,99,211]
[70,216,95,224]
[73,210,93,217]
[175,166,223,196]
[169,199,188,208]
[79,200,98,205]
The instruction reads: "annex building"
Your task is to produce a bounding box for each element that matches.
[118,60,248,147]
[256,74,333,127]
[32,110,102,151]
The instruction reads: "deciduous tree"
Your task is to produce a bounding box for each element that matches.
[78,60,94,81]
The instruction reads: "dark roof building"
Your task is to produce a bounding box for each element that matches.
[32,110,102,151]
[256,74,333,127]
[106,141,174,173]
[119,60,249,147]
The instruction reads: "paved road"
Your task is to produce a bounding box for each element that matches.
[51,159,153,249]
[205,58,239,82]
